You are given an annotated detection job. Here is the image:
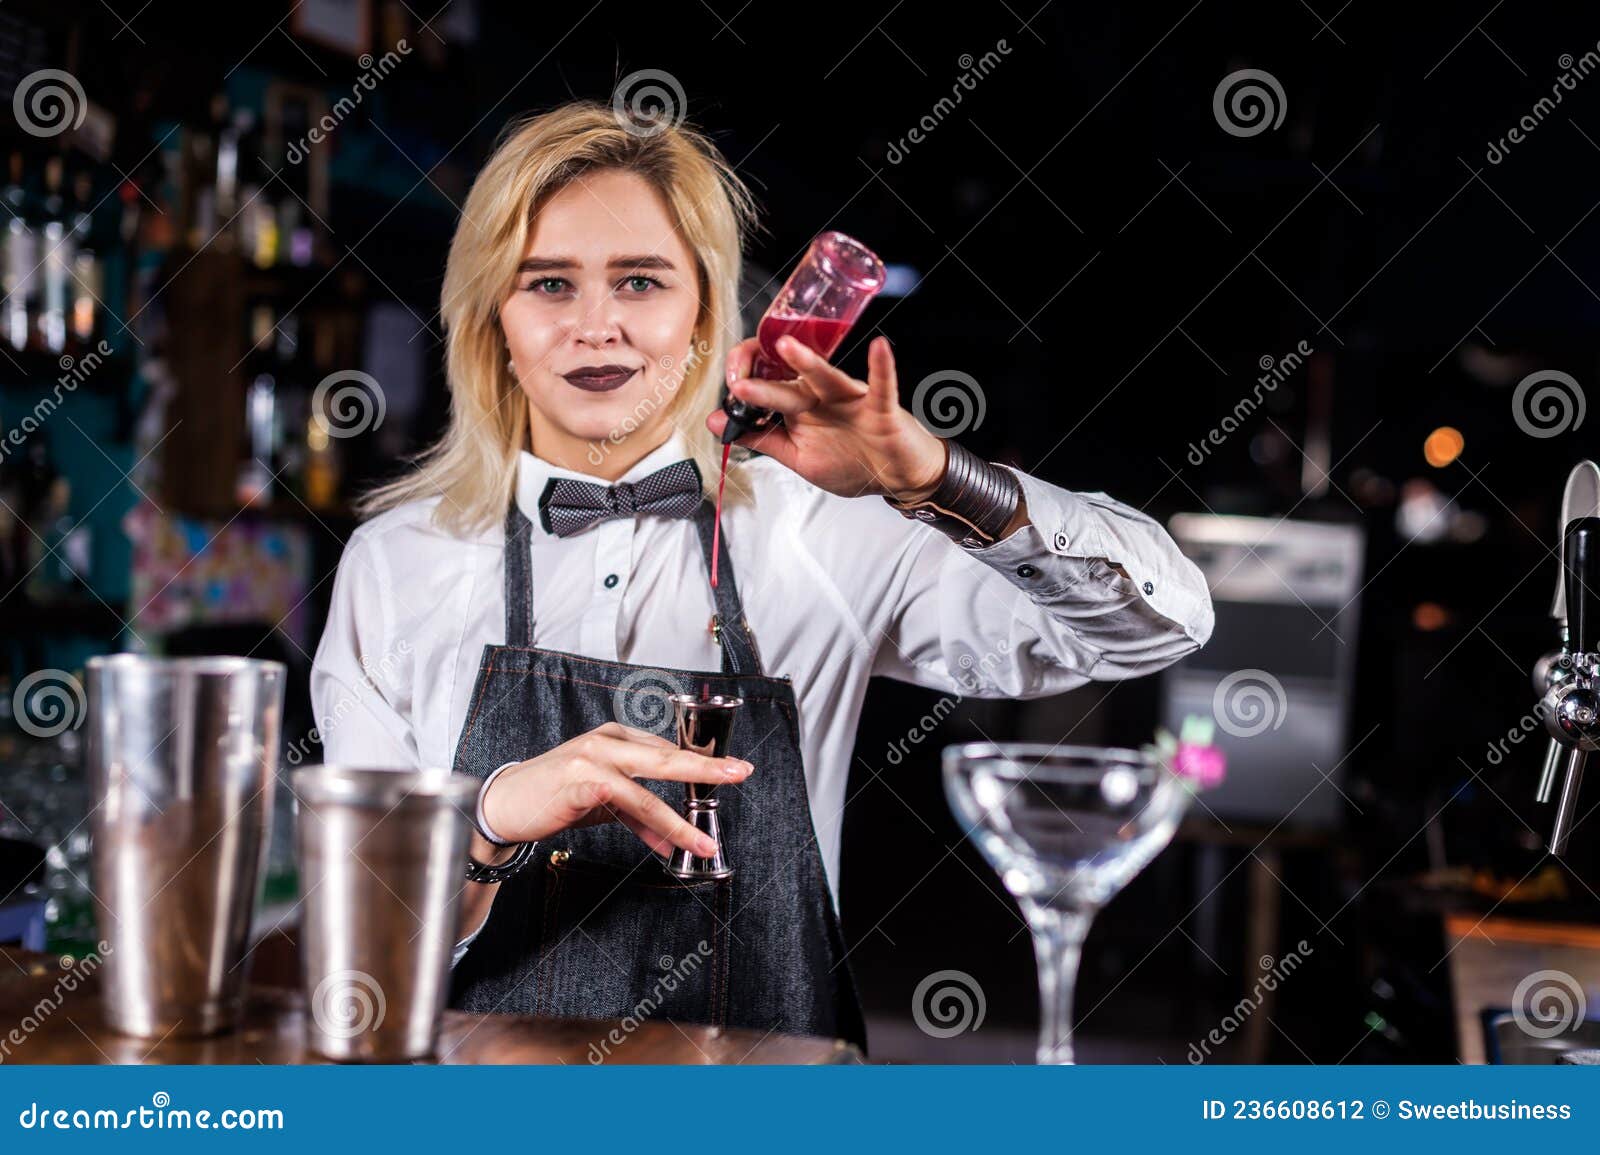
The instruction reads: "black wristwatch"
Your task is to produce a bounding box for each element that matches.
[465,839,540,883]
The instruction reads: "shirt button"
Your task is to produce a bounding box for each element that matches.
[1017,564,1037,578]
[603,573,619,589]
[1143,580,1154,595]
[1053,532,1067,550]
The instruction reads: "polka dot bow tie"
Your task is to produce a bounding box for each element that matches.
[536,459,704,537]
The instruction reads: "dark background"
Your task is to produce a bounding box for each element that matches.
[5,0,1600,1062]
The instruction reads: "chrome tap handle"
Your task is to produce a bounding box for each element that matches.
[1536,738,1565,804]
[1551,747,1587,857]
[1564,518,1600,655]
[1542,518,1600,850]
[1551,462,1600,624]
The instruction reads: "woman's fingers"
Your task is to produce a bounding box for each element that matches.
[615,809,676,857]
[729,376,820,417]
[704,408,803,471]
[725,337,759,382]
[602,773,717,855]
[865,334,899,412]
[778,337,871,404]
[598,734,752,784]
[591,720,676,749]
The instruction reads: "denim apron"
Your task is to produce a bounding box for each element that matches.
[447,497,867,1052]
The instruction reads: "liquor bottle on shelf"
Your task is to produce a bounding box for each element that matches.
[184,96,221,249]
[3,152,38,353]
[304,315,342,509]
[236,303,278,506]
[246,127,280,269]
[214,97,247,227]
[68,168,100,349]
[38,155,72,354]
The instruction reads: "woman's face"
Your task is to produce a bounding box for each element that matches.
[500,168,701,464]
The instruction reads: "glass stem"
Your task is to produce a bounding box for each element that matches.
[1022,900,1093,1065]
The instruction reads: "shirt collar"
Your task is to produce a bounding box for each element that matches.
[515,429,695,532]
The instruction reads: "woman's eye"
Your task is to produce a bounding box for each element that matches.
[527,277,568,294]
[622,275,661,293]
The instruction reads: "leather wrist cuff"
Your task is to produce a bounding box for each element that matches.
[884,439,1022,548]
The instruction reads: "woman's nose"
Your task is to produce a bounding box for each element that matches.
[575,300,623,347]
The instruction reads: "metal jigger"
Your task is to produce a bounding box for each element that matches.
[666,692,743,879]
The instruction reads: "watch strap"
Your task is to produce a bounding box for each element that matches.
[464,838,539,884]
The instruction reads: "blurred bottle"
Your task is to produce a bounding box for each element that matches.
[38,155,71,354]
[304,317,341,509]
[247,124,280,268]
[3,152,39,352]
[236,303,278,506]
[68,168,100,349]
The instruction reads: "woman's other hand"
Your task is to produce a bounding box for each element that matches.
[480,721,751,858]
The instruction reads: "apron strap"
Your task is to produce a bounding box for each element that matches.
[693,501,763,678]
[501,499,764,677]
[503,501,536,648]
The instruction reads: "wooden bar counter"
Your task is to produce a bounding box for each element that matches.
[0,947,861,1065]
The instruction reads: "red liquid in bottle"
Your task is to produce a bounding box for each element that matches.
[715,314,852,593]
[751,313,854,380]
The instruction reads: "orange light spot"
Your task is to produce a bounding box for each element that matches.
[1423,426,1464,468]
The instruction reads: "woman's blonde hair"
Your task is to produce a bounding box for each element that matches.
[358,100,758,535]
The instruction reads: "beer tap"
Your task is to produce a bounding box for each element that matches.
[1538,516,1600,856]
[1534,462,1599,807]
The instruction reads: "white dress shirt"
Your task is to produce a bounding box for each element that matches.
[309,429,1215,968]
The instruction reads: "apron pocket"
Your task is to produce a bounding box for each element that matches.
[535,850,732,1029]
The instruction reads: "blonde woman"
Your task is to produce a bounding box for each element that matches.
[309,101,1215,1052]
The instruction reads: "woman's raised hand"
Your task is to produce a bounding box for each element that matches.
[706,333,949,503]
